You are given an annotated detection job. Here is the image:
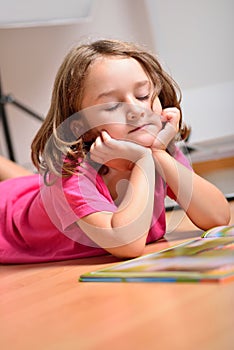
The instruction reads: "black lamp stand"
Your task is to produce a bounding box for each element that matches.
[0,74,44,161]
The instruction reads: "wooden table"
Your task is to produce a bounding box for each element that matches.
[1,202,234,350]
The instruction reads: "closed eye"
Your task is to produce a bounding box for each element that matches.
[137,95,150,101]
[104,102,122,111]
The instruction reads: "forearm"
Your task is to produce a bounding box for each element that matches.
[152,150,230,230]
[111,152,155,235]
[78,152,156,257]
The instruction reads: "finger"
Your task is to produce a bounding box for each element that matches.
[90,136,103,152]
[161,111,178,123]
[90,136,103,155]
[95,135,104,146]
[90,154,105,164]
[162,108,179,120]
[162,107,179,115]
[160,113,169,123]
[161,112,180,132]
[156,123,177,148]
[101,130,112,142]
[101,131,120,150]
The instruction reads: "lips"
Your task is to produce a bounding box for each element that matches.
[128,124,151,133]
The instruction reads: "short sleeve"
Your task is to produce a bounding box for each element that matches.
[40,165,117,232]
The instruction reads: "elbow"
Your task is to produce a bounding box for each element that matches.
[213,199,231,227]
[113,247,144,260]
[106,237,146,260]
[198,203,231,231]
[212,210,231,228]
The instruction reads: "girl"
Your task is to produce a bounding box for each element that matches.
[0,39,230,263]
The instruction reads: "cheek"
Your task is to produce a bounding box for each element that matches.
[152,97,163,116]
[103,124,126,139]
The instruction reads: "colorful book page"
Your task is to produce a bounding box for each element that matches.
[79,237,234,283]
[201,225,234,238]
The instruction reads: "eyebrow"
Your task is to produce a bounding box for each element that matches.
[96,80,150,100]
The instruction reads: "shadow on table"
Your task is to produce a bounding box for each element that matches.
[164,229,202,241]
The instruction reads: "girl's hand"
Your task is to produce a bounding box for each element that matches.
[152,107,180,151]
[90,131,152,171]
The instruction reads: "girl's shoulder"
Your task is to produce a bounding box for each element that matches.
[59,161,112,201]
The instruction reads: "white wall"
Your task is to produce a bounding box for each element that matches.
[0,0,233,166]
[0,0,154,166]
[145,0,234,142]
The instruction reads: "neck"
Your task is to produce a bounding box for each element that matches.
[103,168,131,204]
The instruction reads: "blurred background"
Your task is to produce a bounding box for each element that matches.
[0,0,233,168]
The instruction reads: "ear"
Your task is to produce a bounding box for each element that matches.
[70,119,85,138]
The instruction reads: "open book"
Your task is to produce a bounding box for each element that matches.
[79,225,234,283]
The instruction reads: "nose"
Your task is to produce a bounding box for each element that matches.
[126,103,145,121]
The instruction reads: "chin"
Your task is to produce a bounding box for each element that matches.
[134,135,155,147]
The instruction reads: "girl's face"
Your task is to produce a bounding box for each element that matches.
[80,56,163,147]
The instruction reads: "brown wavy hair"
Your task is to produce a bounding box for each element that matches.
[31,39,190,177]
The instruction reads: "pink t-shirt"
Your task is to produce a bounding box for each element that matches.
[0,147,191,263]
